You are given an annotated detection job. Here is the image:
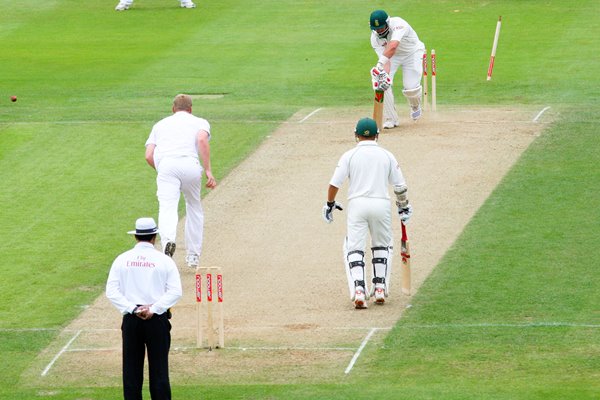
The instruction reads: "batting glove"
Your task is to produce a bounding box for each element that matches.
[371,67,383,90]
[371,67,391,91]
[398,204,413,224]
[371,66,384,78]
[371,70,380,91]
[323,201,343,223]
[379,74,391,91]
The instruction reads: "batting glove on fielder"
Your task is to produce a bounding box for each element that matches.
[398,204,413,224]
[322,201,343,223]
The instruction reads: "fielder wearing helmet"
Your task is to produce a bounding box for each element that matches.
[323,118,412,309]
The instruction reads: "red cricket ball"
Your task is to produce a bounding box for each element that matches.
[10,96,17,102]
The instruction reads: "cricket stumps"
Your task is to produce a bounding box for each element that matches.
[195,266,225,350]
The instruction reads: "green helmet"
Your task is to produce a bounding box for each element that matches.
[355,118,379,137]
[370,10,389,30]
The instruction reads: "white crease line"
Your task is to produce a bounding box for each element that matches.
[230,346,355,351]
[66,345,355,352]
[401,322,600,329]
[533,106,551,122]
[6,321,598,334]
[41,330,81,377]
[344,327,377,375]
[298,108,322,123]
[5,321,597,334]
[0,328,57,332]
[0,326,391,333]
[68,347,120,352]
[175,326,392,332]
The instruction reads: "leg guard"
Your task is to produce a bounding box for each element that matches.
[344,250,368,300]
[383,87,399,127]
[402,86,422,111]
[370,246,393,297]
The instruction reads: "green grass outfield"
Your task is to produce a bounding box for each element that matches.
[1,0,599,398]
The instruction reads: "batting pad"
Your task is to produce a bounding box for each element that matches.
[403,86,422,109]
[343,241,366,300]
[383,88,399,124]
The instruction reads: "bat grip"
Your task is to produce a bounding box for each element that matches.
[401,222,408,241]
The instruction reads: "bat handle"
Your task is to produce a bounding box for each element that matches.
[401,222,408,241]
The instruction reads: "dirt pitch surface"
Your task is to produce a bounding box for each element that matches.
[28,106,551,387]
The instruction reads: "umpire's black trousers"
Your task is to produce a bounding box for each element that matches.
[121,312,172,400]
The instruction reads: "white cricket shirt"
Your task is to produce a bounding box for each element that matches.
[145,111,211,167]
[329,141,406,200]
[106,242,182,315]
[371,16,424,58]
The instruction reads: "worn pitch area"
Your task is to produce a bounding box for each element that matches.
[26,106,551,386]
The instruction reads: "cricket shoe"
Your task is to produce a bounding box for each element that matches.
[115,1,132,10]
[354,287,368,309]
[373,283,386,304]
[383,120,399,129]
[164,241,176,258]
[411,107,422,121]
[180,1,196,8]
[186,254,199,268]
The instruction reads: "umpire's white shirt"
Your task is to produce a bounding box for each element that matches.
[106,242,182,316]
[329,141,406,200]
[145,111,211,169]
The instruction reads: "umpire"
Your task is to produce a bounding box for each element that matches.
[106,217,182,400]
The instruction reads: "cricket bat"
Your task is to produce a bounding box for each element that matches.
[400,222,411,295]
[373,89,384,131]
[422,50,428,111]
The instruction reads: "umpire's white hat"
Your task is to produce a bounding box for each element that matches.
[127,217,159,235]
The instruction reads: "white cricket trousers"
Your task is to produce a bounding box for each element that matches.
[385,49,425,124]
[155,156,204,257]
[343,197,393,297]
[345,197,393,252]
[389,49,425,90]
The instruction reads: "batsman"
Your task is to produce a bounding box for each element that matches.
[322,118,412,309]
[369,9,426,129]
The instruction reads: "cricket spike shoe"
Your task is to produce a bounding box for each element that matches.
[180,1,196,8]
[373,283,386,304]
[115,1,132,10]
[186,254,199,268]
[383,120,399,129]
[411,106,422,121]
[354,287,368,309]
[164,241,176,258]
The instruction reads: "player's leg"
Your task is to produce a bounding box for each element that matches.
[382,88,400,129]
[180,0,196,8]
[367,199,394,302]
[401,51,425,120]
[382,58,402,129]
[145,314,172,400]
[156,159,182,255]
[180,158,204,267]
[115,0,133,11]
[121,315,145,399]
[344,198,370,308]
